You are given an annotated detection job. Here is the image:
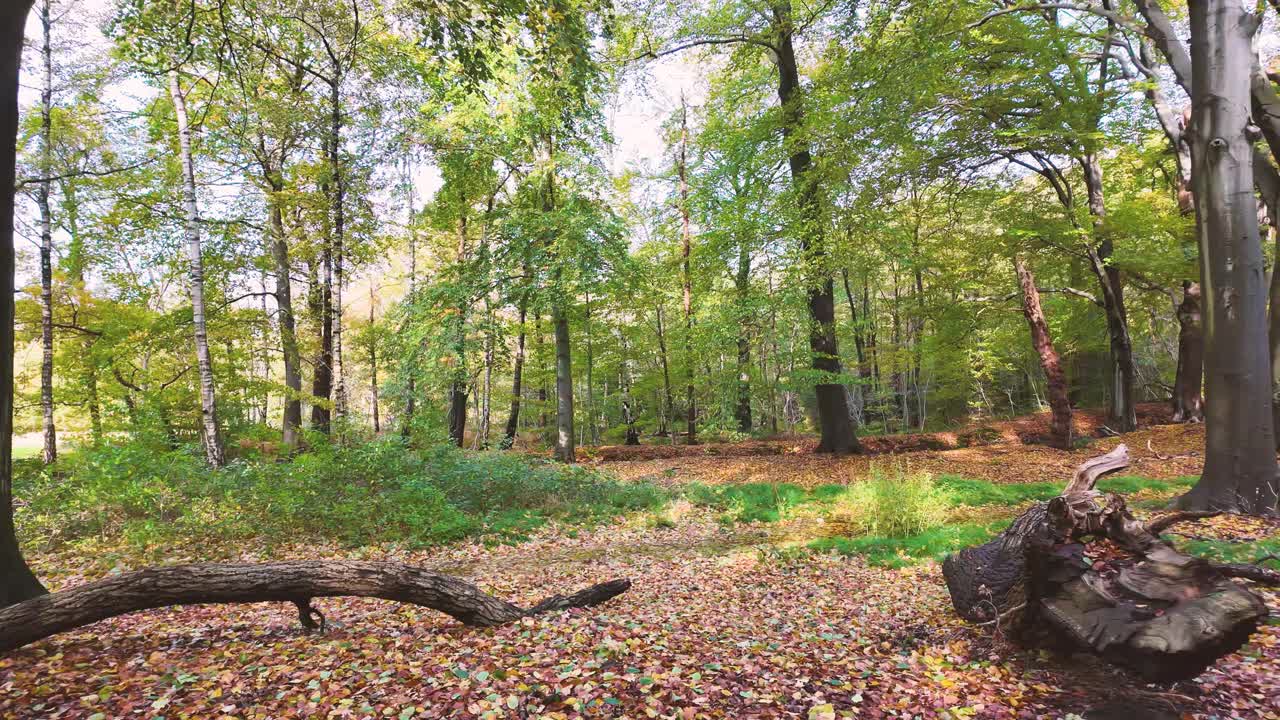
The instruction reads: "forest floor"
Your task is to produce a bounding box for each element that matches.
[4,408,1279,719]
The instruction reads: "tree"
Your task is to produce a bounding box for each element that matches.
[1,0,46,609]
[1013,256,1073,449]
[629,0,862,453]
[1177,0,1278,514]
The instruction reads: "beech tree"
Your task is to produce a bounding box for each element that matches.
[1,0,45,609]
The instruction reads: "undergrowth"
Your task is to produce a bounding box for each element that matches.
[14,438,665,552]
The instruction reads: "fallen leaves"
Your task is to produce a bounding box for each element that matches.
[3,406,1277,719]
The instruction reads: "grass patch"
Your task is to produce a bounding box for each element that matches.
[833,469,951,537]
[1176,537,1280,564]
[810,521,1009,568]
[938,474,1196,507]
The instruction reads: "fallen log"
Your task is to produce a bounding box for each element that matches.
[942,444,1270,682]
[0,560,630,654]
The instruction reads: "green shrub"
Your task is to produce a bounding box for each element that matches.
[834,468,952,538]
[14,438,665,552]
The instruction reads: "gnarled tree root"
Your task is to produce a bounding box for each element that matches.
[943,444,1270,682]
[0,560,631,654]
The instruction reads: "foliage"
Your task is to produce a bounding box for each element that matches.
[832,469,953,539]
[13,439,664,551]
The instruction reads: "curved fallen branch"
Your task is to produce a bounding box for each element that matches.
[0,561,631,654]
[1145,510,1221,535]
[943,444,1270,682]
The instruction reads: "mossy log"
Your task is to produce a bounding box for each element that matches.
[942,444,1271,682]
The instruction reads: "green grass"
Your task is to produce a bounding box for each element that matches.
[810,521,1010,568]
[937,474,1197,507]
[1176,536,1280,564]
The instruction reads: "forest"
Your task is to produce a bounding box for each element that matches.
[1,0,1280,717]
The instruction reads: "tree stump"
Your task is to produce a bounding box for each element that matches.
[943,445,1270,682]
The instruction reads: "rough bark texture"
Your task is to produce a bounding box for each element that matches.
[36,0,55,466]
[1180,0,1279,514]
[1013,257,1072,449]
[773,0,859,454]
[266,175,302,449]
[678,97,696,445]
[553,302,575,462]
[1172,281,1204,423]
[735,239,753,433]
[0,561,630,653]
[1,0,46,610]
[502,300,526,448]
[943,445,1269,682]
[169,69,224,468]
[309,250,333,434]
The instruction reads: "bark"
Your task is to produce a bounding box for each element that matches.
[678,97,696,445]
[401,167,418,439]
[0,0,45,610]
[772,0,859,454]
[1179,1,1279,514]
[655,305,674,440]
[620,334,640,445]
[169,69,224,468]
[735,237,753,433]
[1172,281,1204,423]
[552,300,574,463]
[943,446,1269,682]
[840,269,868,426]
[448,214,469,449]
[309,251,333,434]
[583,291,596,446]
[1013,257,1073,449]
[1079,153,1137,433]
[328,81,347,421]
[368,285,379,433]
[265,171,302,449]
[36,0,55,465]
[502,299,526,448]
[0,561,630,653]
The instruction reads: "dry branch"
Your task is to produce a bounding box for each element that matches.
[0,561,630,654]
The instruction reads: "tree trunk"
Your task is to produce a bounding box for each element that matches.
[401,167,417,439]
[584,291,597,446]
[1014,257,1073,449]
[309,252,333,434]
[36,0,55,465]
[266,174,302,449]
[502,300,526,448]
[0,0,45,610]
[772,0,859,454]
[841,269,868,426]
[1179,0,1279,514]
[678,97,696,445]
[620,334,640,445]
[943,445,1270,682]
[1172,281,1204,423]
[0,561,629,653]
[655,305,674,440]
[552,300,574,462]
[1079,153,1138,433]
[368,285,379,433]
[448,215,469,448]
[735,236,753,433]
[328,81,347,422]
[168,69,224,468]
